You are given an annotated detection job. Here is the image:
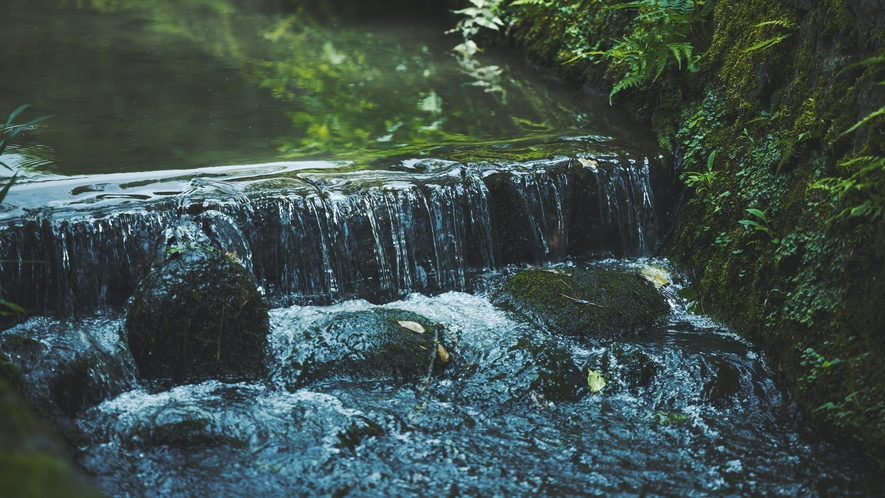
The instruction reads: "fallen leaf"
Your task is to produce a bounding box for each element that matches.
[437,344,450,363]
[397,320,425,334]
[587,368,605,393]
[578,157,599,169]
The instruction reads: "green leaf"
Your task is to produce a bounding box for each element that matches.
[4,104,30,128]
[841,105,885,136]
[0,174,17,204]
[706,149,717,171]
[587,369,605,393]
[746,208,767,221]
[677,287,698,301]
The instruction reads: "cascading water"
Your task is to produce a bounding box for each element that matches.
[1,0,882,494]
[1,154,883,496]
[0,152,665,315]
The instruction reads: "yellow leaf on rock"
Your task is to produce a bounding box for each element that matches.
[437,344,450,363]
[587,369,606,393]
[397,320,425,334]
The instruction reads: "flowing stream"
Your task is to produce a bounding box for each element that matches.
[1,1,883,496]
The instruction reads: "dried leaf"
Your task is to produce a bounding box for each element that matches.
[397,320,425,334]
[577,157,599,169]
[437,344,450,363]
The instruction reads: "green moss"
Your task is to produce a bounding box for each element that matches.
[493,267,668,339]
[0,379,104,498]
[0,349,23,391]
[126,247,270,387]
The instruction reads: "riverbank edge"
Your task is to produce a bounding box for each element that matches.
[497,0,884,463]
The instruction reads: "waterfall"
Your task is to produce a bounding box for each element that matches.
[0,153,668,317]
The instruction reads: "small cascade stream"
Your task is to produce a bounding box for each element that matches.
[1,153,883,496]
[0,150,665,315]
[1,1,882,494]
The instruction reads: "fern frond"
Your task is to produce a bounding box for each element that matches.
[744,35,790,52]
[841,105,885,136]
[837,51,885,77]
[754,19,796,29]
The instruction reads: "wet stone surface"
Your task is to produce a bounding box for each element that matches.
[493,267,670,339]
[125,247,269,389]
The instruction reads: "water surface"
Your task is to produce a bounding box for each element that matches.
[0,0,650,176]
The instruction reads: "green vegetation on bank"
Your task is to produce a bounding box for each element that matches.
[478,0,885,462]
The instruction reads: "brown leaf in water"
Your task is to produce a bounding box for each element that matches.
[437,344,450,363]
[397,320,425,334]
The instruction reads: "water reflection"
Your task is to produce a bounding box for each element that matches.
[0,0,650,175]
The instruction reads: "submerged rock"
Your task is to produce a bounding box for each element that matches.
[272,308,449,388]
[601,343,660,392]
[493,267,668,339]
[0,317,136,437]
[126,247,269,387]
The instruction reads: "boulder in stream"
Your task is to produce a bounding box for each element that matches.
[271,308,450,388]
[493,267,668,339]
[125,247,269,387]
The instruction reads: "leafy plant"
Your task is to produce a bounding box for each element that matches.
[1,105,52,204]
[1,105,52,317]
[743,19,797,53]
[581,0,713,103]
[799,346,885,453]
[739,208,779,244]
[681,149,717,200]
[676,286,704,314]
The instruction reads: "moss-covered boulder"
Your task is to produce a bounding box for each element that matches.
[493,267,668,339]
[126,247,269,387]
[272,308,450,389]
[0,378,104,498]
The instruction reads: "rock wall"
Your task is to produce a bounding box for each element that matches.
[504,0,885,462]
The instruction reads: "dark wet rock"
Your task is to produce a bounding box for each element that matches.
[126,247,269,387]
[0,319,136,423]
[507,337,586,402]
[601,343,659,392]
[273,308,449,388]
[493,267,668,339]
[702,355,743,408]
[447,333,586,409]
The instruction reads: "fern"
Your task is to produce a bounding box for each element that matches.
[744,19,796,53]
[510,0,551,6]
[592,0,707,103]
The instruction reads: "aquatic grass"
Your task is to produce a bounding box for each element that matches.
[0,105,52,203]
[1,104,51,317]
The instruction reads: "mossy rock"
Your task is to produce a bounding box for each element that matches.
[0,349,23,391]
[275,308,450,388]
[0,329,133,425]
[0,379,104,498]
[493,267,669,339]
[126,247,269,388]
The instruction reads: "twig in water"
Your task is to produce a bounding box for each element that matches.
[559,293,605,307]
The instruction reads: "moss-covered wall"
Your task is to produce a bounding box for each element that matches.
[501,0,885,463]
